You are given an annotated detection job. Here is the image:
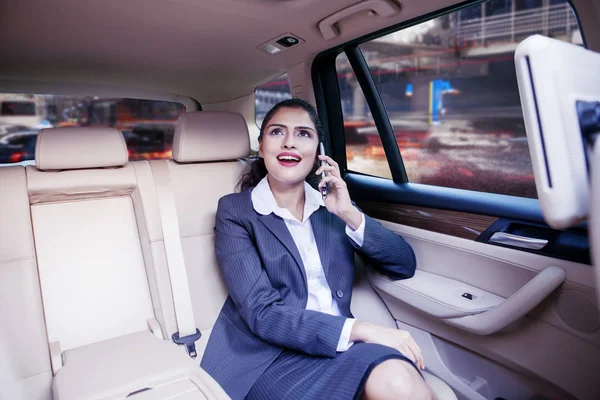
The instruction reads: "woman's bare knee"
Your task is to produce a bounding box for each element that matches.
[363,359,434,400]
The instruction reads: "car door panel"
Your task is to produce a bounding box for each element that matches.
[367,219,600,400]
[356,199,590,265]
[396,319,577,400]
[351,250,580,400]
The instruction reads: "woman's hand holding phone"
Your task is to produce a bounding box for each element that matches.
[315,154,362,230]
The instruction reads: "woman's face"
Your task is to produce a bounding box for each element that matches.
[259,107,319,187]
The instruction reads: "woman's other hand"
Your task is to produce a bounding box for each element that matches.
[350,321,425,370]
[316,155,362,230]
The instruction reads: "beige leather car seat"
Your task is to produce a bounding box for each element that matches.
[1,127,229,400]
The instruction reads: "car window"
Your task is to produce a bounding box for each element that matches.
[337,54,393,179]
[0,94,186,164]
[255,73,291,129]
[336,0,582,198]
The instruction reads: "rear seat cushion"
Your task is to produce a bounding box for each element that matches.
[53,331,229,400]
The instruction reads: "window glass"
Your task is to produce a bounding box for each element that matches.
[338,0,582,198]
[253,73,292,152]
[336,53,393,179]
[0,94,185,164]
[255,73,291,129]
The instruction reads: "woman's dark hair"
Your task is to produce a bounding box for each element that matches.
[238,98,324,192]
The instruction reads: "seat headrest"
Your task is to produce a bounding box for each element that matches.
[172,111,250,163]
[35,127,128,171]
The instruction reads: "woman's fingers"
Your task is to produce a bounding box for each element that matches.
[398,344,417,365]
[318,175,346,192]
[317,155,340,174]
[318,154,338,167]
[356,324,427,372]
[406,336,424,370]
[400,342,424,370]
[315,165,338,177]
[396,332,424,370]
[407,339,425,370]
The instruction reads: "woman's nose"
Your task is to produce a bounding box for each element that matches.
[282,133,295,149]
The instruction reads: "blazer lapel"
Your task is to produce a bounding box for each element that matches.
[310,207,331,275]
[258,213,307,284]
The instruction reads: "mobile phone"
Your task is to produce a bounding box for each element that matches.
[319,142,329,199]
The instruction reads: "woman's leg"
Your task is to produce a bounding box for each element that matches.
[363,359,434,400]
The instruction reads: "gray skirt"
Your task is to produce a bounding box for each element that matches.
[245,342,417,400]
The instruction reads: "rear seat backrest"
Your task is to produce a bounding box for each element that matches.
[156,111,249,345]
[26,128,158,352]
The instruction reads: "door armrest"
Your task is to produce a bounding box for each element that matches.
[370,266,565,335]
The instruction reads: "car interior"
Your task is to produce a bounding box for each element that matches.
[0,0,599,399]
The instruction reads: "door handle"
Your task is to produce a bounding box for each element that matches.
[489,232,548,250]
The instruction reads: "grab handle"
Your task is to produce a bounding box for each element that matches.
[318,0,401,40]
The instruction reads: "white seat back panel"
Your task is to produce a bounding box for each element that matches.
[31,196,154,351]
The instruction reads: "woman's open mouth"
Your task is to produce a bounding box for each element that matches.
[276,152,302,167]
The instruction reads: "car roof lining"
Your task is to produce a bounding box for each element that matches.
[1,0,596,104]
[0,0,464,103]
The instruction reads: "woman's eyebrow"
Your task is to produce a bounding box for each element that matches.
[295,126,315,131]
[267,123,287,129]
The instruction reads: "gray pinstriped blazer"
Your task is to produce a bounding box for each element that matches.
[200,189,416,399]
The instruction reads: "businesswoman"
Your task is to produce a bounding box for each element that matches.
[201,99,432,400]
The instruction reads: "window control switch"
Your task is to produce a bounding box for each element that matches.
[462,292,474,300]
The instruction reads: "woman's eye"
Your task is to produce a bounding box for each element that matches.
[297,130,311,138]
[270,129,283,135]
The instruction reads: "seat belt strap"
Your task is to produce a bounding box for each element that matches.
[149,160,200,358]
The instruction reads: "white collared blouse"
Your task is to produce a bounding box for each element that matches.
[251,175,365,351]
